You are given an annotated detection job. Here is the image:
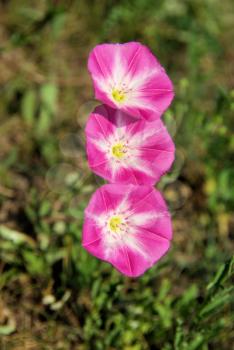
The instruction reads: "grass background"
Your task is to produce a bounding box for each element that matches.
[0,0,233,349]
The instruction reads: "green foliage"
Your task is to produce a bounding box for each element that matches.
[0,0,233,349]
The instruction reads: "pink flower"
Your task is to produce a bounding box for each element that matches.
[85,105,175,185]
[82,184,172,277]
[88,42,174,121]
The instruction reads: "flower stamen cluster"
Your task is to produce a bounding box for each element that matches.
[112,89,126,104]
[111,142,127,159]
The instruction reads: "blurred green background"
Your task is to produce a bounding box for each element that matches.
[0,0,233,349]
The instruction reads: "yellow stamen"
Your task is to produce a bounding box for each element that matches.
[112,89,126,103]
[108,216,122,233]
[111,143,126,159]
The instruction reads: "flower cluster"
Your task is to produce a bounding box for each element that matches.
[83,42,175,277]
